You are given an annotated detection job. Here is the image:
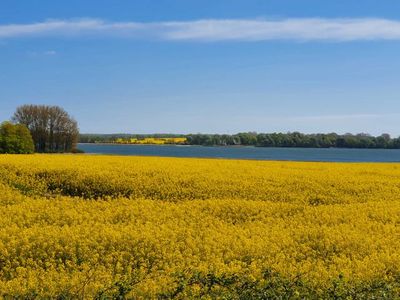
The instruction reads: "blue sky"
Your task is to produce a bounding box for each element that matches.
[1,0,400,135]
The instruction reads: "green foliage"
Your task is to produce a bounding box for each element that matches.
[159,271,400,299]
[186,132,400,149]
[0,122,34,154]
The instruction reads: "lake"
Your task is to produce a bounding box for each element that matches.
[78,143,400,162]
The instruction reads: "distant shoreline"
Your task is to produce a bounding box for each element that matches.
[78,142,256,149]
[79,132,400,149]
[77,143,400,151]
[79,142,193,146]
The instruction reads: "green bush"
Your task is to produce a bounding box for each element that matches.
[0,121,34,154]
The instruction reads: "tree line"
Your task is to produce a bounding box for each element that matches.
[186,132,400,148]
[80,132,400,149]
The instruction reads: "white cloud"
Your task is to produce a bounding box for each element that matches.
[241,113,400,125]
[27,50,57,56]
[44,50,56,55]
[1,18,400,42]
[287,113,400,122]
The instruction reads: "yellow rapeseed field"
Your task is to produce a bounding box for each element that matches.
[1,154,400,298]
[115,137,187,145]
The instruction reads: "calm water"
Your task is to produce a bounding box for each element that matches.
[78,143,400,162]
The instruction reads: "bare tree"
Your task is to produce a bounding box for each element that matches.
[12,105,79,152]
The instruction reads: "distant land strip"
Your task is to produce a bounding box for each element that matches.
[79,132,400,149]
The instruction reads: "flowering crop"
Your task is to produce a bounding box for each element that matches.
[114,137,187,145]
[0,154,400,298]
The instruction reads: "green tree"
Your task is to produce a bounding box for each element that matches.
[0,122,34,154]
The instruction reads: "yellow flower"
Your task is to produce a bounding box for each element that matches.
[0,154,400,297]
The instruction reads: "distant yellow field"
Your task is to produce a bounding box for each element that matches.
[1,154,400,298]
[114,137,187,145]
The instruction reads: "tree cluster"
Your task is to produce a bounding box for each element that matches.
[186,132,400,149]
[13,105,79,153]
[0,122,34,154]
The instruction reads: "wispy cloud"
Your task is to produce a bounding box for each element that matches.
[2,18,400,42]
[27,50,57,57]
[287,113,400,122]
[44,50,57,55]
[246,113,400,124]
